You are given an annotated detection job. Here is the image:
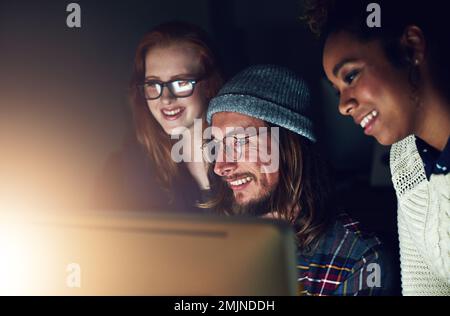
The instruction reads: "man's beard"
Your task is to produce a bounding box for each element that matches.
[230,189,274,217]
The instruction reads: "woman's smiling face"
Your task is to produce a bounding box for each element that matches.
[145,43,207,135]
[323,31,422,146]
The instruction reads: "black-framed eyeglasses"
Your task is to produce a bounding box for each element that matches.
[138,79,201,100]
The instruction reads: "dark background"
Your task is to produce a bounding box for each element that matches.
[0,0,400,293]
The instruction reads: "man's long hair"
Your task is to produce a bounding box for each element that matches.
[203,126,334,251]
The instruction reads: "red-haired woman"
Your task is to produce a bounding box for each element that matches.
[94,21,222,213]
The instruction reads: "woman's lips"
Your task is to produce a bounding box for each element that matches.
[363,116,378,135]
[161,107,185,121]
[359,110,378,135]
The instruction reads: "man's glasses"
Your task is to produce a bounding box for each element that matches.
[201,129,269,163]
[138,79,201,100]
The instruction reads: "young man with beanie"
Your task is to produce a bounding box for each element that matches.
[202,64,396,296]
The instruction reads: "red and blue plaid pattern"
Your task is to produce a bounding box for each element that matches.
[296,214,393,296]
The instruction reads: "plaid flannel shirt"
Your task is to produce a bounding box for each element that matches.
[296,213,394,296]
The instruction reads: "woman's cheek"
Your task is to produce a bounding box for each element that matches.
[187,95,207,119]
[357,76,382,104]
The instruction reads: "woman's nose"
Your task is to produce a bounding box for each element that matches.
[338,89,357,116]
[160,86,175,104]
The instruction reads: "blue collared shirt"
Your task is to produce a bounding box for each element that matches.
[415,136,450,180]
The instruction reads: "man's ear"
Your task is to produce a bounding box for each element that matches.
[401,25,426,65]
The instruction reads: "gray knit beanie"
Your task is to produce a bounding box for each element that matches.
[207,64,316,142]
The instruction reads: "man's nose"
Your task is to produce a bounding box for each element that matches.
[213,156,238,177]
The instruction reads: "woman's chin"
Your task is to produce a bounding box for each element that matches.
[374,133,405,146]
[164,126,186,136]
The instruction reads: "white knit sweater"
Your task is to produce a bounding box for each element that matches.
[390,135,450,296]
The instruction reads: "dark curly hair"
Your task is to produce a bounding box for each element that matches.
[302,0,450,101]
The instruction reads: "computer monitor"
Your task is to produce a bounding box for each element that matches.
[0,211,298,295]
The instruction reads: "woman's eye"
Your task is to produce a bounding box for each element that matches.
[146,81,159,88]
[344,70,359,85]
[177,80,189,86]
